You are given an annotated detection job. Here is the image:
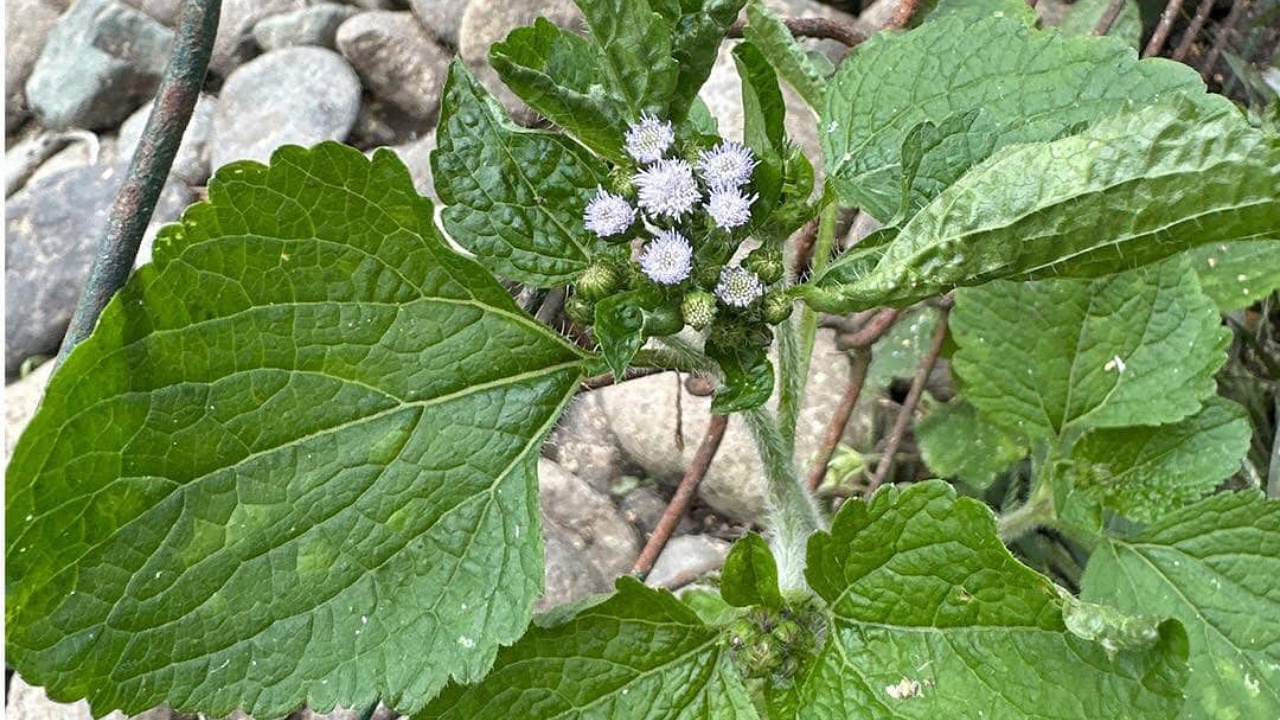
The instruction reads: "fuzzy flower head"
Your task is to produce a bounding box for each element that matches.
[635,159,700,220]
[697,142,757,188]
[583,188,636,238]
[639,229,694,285]
[715,266,765,308]
[705,186,756,230]
[625,113,676,164]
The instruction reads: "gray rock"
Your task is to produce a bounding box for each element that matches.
[457,0,582,121]
[25,0,174,130]
[4,674,179,720]
[5,0,62,132]
[210,0,306,76]
[597,330,872,525]
[336,11,451,120]
[120,0,182,25]
[538,458,639,611]
[645,535,731,589]
[209,47,361,170]
[252,3,358,51]
[117,93,216,184]
[5,162,193,376]
[5,360,54,462]
[543,390,627,491]
[409,0,468,47]
[348,97,431,149]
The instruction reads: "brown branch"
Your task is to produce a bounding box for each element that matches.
[1172,0,1214,61]
[726,16,867,48]
[806,308,901,491]
[578,367,667,392]
[791,218,821,282]
[1093,0,1129,36]
[888,0,921,30]
[631,414,730,578]
[807,347,873,491]
[1142,0,1186,58]
[1200,0,1248,82]
[867,299,951,495]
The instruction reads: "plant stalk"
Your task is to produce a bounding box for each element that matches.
[745,407,825,591]
[780,205,838,450]
[57,0,221,366]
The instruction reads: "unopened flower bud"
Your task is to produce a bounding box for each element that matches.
[681,291,718,330]
[744,246,785,284]
[576,262,621,301]
[565,296,595,326]
[762,290,793,324]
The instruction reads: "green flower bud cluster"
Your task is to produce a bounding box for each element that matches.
[727,602,823,683]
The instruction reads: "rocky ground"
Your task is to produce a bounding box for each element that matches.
[4,0,937,717]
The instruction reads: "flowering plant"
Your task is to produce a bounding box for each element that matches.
[5,0,1278,718]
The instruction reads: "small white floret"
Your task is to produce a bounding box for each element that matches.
[696,141,757,188]
[715,266,765,307]
[624,112,676,163]
[639,229,694,285]
[583,187,636,238]
[635,159,701,220]
[705,186,756,230]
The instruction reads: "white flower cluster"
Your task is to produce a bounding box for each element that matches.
[579,115,765,298]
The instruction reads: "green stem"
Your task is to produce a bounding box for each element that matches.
[997,473,1057,543]
[744,407,825,591]
[779,204,838,450]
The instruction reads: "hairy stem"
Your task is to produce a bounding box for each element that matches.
[997,478,1057,543]
[57,0,221,365]
[745,407,825,591]
[781,205,839,450]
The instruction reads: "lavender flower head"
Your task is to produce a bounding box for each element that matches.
[715,266,765,307]
[635,159,700,220]
[583,188,636,238]
[624,113,675,164]
[697,142,757,188]
[705,186,756,230]
[639,229,694,285]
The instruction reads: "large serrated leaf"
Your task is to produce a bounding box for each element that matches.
[820,0,1208,221]
[916,398,1026,490]
[1069,397,1251,523]
[489,18,630,163]
[418,577,760,719]
[948,258,1229,440]
[575,0,678,115]
[804,97,1280,311]
[799,481,1189,718]
[1082,492,1280,719]
[5,143,586,718]
[433,62,610,287]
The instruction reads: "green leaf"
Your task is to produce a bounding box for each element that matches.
[895,109,999,223]
[1082,492,1280,719]
[743,0,826,110]
[706,330,775,414]
[949,258,1229,440]
[489,18,630,163]
[433,61,610,287]
[916,399,1026,490]
[653,0,747,122]
[1186,240,1280,311]
[721,533,784,610]
[5,144,586,717]
[575,0,678,114]
[1069,397,1252,523]
[805,97,1280,311]
[732,41,786,220]
[594,290,682,379]
[1057,0,1142,49]
[800,481,1189,718]
[418,577,760,719]
[821,0,1209,221]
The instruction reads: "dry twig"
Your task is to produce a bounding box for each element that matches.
[1093,0,1129,36]
[1142,0,1186,57]
[1172,0,1215,61]
[726,16,867,47]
